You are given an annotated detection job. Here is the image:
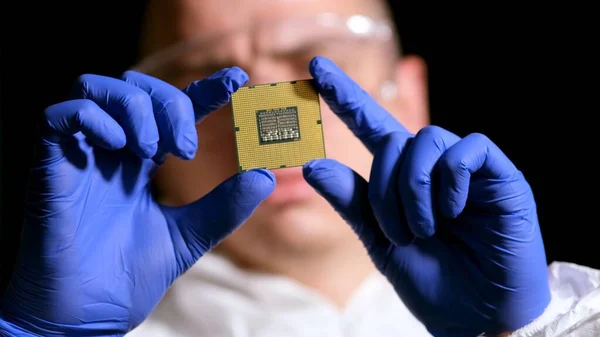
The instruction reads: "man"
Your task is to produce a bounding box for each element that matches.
[0,0,598,336]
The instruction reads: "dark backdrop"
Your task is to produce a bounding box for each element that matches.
[1,2,592,294]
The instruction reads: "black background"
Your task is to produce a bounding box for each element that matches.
[1,2,593,294]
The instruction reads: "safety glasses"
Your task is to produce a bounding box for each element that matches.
[132,13,399,99]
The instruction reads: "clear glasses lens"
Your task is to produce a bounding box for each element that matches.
[133,13,396,95]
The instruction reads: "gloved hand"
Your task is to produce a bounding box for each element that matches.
[303,57,550,337]
[0,68,275,336]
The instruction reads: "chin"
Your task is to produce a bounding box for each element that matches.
[220,194,353,259]
[269,203,346,248]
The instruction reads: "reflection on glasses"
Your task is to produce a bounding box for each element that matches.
[133,13,398,96]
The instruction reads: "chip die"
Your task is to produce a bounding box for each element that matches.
[231,79,326,172]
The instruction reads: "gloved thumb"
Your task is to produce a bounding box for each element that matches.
[161,169,275,264]
[303,159,392,265]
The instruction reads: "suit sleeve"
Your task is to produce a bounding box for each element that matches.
[509,262,600,337]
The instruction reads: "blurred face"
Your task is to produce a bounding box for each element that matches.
[137,0,428,269]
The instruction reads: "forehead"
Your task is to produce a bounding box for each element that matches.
[144,0,386,53]
[182,0,381,28]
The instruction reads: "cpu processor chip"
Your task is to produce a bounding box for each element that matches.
[231,79,326,172]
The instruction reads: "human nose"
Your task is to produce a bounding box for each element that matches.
[245,57,309,85]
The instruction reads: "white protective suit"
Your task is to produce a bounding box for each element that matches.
[127,253,600,337]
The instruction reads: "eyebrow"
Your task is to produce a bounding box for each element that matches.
[268,35,366,57]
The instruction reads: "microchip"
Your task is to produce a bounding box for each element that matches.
[256,107,301,145]
[231,79,326,172]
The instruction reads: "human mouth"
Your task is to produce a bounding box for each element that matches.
[266,167,315,205]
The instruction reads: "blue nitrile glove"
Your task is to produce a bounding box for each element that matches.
[302,57,550,337]
[0,68,275,336]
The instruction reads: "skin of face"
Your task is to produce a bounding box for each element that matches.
[141,0,429,304]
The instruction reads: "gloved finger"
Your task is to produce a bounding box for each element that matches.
[162,169,275,266]
[438,133,518,218]
[309,56,409,153]
[71,74,159,159]
[303,159,393,266]
[368,131,415,246]
[304,160,434,290]
[398,126,460,238]
[42,99,126,149]
[121,70,198,160]
[182,67,249,122]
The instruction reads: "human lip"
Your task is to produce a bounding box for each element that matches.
[273,166,304,182]
[266,167,315,204]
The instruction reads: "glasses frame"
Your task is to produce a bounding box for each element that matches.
[132,12,400,100]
